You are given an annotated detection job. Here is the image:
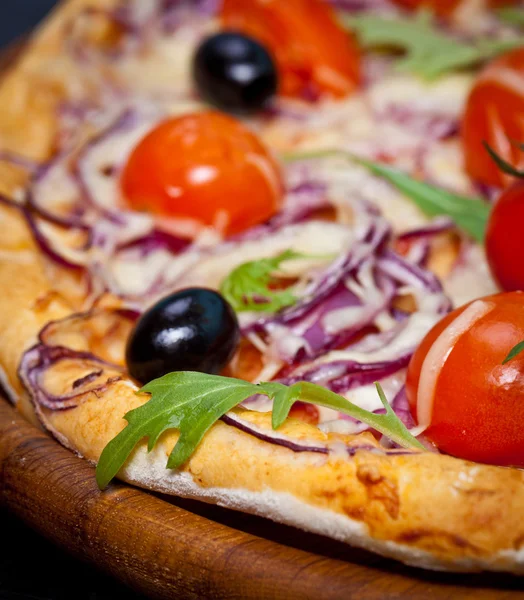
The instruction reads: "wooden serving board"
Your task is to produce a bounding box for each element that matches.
[0,40,523,600]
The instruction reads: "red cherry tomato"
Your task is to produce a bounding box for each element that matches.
[392,0,516,17]
[462,48,524,188]
[220,0,361,99]
[121,111,283,236]
[406,292,524,467]
[486,180,524,291]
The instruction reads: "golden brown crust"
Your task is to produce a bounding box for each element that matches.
[0,0,523,575]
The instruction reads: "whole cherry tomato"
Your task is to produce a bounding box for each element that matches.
[485,180,524,291]
[462,48,524,188]
[406,291,524,467]
[121,111,283,236]
[221,0,361,99]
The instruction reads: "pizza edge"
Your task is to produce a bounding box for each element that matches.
[0,0,523,575]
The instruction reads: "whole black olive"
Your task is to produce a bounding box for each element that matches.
[126,288,240,384]
[193,32,278,114]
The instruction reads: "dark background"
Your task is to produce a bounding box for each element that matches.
[0,1,58,47]
[0,2,145,599]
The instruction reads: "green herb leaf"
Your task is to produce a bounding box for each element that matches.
[502,341,524,365]
[220,249,308,313]
[354,156,491,242]
[484,141,524,178]
[96,372,424,489]
[282,149,491,242]
[341,11,524,80]
[497,7,524,27]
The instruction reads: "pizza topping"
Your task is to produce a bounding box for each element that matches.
[354,156,491,242]
[18,305,135,413]
[391,0,518,18]
[485,179,524,291]
[19,345,124,411]
[220,249,318,313]
[502,339,524,363]
[498,6,524,27]
[285,150,490,241]
[125,288,240,384]
[95,372,424,489]
[406,291,524,467]
[121,111,284,236]
[462,47,524,188]
[344,11,523,80]
[193,32,278,114]
[220,0,361,100]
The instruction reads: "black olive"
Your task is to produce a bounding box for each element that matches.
[193,32,278,114]
[126,288,240,384]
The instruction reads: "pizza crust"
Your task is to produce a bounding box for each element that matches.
[0,0,523,576]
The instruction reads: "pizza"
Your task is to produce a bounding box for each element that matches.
[1,0,524,575]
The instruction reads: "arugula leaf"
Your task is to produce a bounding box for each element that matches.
[497,7,524,27]
[354,156,491,242]
[220,249,308,313]
[502,341,524,365]
[341,11,524,80]
[96,373,424,489]
[484,141,524,178]
[282,149,490,242]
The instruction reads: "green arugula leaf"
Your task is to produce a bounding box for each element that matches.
[220,249,308,313]
[282,149,491,242]
[497,7,524,27]
[502,341,524,365]
[484,141,524,178]
[354,156,491,242]
[96,372,424,489]
[341,11,524,80]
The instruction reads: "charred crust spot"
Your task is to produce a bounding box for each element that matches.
[397,529,480,552]
[357,464,383,485]
[357,464,399,520]
[344,506,365,521]
[33,291,64,312]
[514,534,524,550]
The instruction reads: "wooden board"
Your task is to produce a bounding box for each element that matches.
[2,397,524,600]
[0,40,523,600]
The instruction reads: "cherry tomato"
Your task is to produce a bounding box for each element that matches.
[220,0,361,99]
[121,111,283,236]
[406,292,524,467]
[392,0,516,17]
[462,48,524,188]
[485,181,524,291]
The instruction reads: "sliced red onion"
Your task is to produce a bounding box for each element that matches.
[0,194,89,272]
[397,217,454,243]
[377,105,459,141]
[231,180,329,243]
[244,213,390,336]
[23,208,88,272]
[329,0,396,12]
[0,150,40,173]
[73,109,143,224]
[377,249,448,300]
[18,344,123,411]
[221,413,416,457]
[117,229,190,256]
[278,353,410,392]
[27,188,91,231]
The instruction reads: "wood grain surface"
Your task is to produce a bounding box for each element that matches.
[0,40,523,600]
[1,397,524,599]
